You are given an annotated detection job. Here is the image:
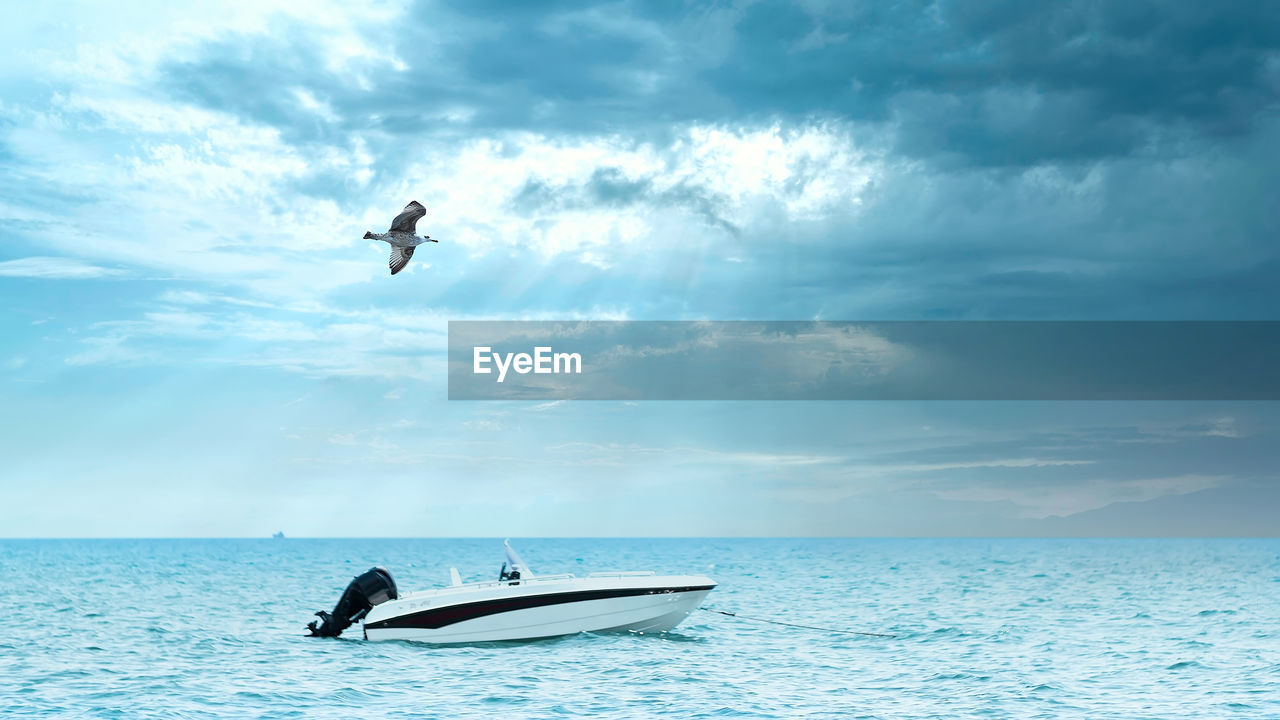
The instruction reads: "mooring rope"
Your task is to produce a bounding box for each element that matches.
[700,608,897,638]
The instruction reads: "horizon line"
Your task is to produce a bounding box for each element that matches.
[1,535,1276,541]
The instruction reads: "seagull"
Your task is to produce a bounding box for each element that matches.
[363,200,437,275]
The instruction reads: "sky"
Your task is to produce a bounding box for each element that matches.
[1,0,1278,537]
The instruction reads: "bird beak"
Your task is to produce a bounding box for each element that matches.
[429,237,438,243]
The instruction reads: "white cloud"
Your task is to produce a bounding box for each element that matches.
[389,124,880,265]
[3,0,882,304]
[60,302,449,380]
[58,290,650,381]
[1202,416,1239,438]
[763,455,1100,504]
[0,257,122,279]
[544,441,844,468]
[527,400,565,412]
[897,458,1095,473]
[65,336,146,366]
[10,76,882,301]
[933,474,1228,518]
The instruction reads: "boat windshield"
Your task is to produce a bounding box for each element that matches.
[501,539,535,579]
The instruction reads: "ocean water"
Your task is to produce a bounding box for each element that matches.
[1,538,1277,718]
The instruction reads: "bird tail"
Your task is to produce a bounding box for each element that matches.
[363,231,374,239]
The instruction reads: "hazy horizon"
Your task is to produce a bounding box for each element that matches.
[4,534,1278,540]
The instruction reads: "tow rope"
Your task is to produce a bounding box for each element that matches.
[700,608,896,638]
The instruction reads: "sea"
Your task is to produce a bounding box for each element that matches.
[1,538,1277,718]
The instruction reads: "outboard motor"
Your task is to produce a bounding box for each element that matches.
[306,567,398,638]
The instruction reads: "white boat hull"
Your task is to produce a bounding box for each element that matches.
[363,574,714,644]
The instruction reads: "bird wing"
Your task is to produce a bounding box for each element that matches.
[388,201,426,233]
[389,245,415,275]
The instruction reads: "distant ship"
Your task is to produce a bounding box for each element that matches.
[272,531,285,539]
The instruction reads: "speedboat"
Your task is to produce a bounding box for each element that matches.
[306,541,716,644]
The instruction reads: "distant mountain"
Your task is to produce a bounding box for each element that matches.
[1031,479,1280,537]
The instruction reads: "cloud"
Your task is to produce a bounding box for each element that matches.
[0,257,122,279]
[2,0,1278,322]
[64,336,147,367]
[934,474,1230,518]
[1202,416,1240,438]
[706,2,1280,164]
[140,2,1280,169]
[544,441,845,469]
[2,0,1279,538]
[58,302,447,380]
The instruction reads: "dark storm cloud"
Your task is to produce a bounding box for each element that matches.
[705,0,1280,163]
[155,1,1280,166]
[138,0,1280,321]
[510,168,743,234]
[156,3,696,141]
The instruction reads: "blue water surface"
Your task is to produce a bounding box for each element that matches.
[1,538,1277,718]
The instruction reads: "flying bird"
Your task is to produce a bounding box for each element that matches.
[364,200,437,275]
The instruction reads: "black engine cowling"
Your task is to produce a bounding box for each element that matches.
[306,567,398,638]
